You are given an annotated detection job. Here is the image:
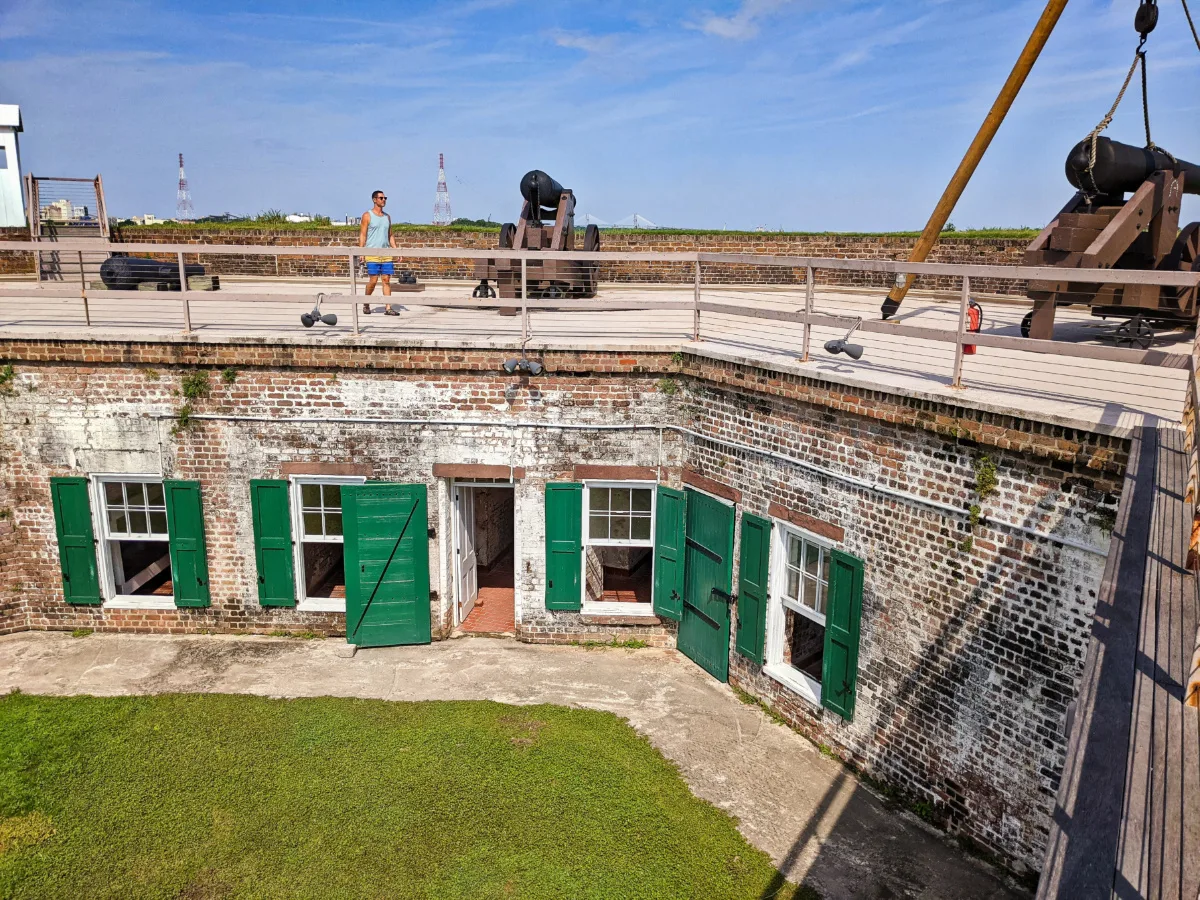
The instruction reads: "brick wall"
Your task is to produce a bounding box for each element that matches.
[0,226,1031,295]
[0,227,34,276]
[0,337,1125,873]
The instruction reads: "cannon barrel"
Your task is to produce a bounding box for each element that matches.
[519,170,565,211]
[100,255,205,290]
[1066,136,1200,196]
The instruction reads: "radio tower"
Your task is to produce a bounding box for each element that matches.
[433,153,452,225]
[176,153,194,221]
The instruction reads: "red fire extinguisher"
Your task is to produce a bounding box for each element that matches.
[963,298,983,355]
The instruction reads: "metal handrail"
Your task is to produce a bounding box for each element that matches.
[1,237,1197,394]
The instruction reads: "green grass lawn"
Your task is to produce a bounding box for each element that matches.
[0,692,800,899]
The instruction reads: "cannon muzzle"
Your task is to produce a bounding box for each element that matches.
[1066,136,1200,197]
[520,170,565,212]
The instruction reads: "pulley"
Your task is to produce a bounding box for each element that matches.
[1134,0,1158,39]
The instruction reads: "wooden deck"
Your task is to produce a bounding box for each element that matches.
[0,278,1191,436]
[1038,425,1200,899]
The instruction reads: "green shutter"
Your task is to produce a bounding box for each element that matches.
[164,480,211,608]
[544,483,582,611]
[50,477,101,605]
[822,549,864,721]
[250,480,296,607]
[652,486,686,621]
[736,513,771,663]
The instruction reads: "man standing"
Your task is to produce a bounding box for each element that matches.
[359,190,399,315]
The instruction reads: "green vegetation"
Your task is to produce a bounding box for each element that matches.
[569,638,649,650]
[220,366,239,385]
[656,378,680,396]
[0,364,15,395]
[0,693,800,899]
[172,402,194,435]
[264,630,322,640]
[180,370,211,400]
[975,455,999,499]
[141,368,160,381]
[68,629,93,639]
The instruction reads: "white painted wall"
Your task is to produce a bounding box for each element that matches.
[0,104,25,228]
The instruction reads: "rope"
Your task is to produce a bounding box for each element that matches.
[1184,0,1200,53]
[1081,47,1144,199]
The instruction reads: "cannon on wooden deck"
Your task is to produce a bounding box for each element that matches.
[1023,137,1199,345]
[473,170,600,302]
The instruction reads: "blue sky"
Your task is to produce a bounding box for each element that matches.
[1,0,1196,229]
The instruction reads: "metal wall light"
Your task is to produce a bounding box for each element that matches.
[301,292,338,327]
[502,357,543,375]
[824,316,865,360]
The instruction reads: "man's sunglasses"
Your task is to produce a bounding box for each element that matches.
[376,195,387,200]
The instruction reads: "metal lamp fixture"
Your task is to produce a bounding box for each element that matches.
[502,336,544,375]
[301,293,339,328]
[824,316,865,360]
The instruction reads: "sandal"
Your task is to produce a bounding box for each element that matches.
[362,303,372,314]
[384,307,400,316]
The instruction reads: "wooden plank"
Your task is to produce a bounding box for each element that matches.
[1036,426,1156,899]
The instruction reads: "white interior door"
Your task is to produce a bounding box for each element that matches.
[456,486,479,620]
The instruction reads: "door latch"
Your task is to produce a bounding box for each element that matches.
[710,587,736,603]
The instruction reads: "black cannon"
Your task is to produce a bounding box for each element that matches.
[100,255,211,291]
[1023,137,1199,345]
[473,170,600,303]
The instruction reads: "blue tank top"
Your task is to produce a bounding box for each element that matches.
[365,211,390,249]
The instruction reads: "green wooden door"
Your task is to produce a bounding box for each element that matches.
[652,486,686,621]
[343,483,432,647]
[250,480,296,607]
[50,477,101,605]
[164,481,210,608]
[544,483,582,611]
[677,489,735,682]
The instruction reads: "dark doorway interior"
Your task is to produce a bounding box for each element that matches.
[461,486,516,634]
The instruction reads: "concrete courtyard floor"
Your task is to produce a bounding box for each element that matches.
[0,631,1026,899]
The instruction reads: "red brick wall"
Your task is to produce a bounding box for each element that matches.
[0,226,1031,295]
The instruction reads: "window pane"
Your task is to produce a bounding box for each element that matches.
[804,542,821,579]
[589,488,609,512]
[325,513,343,536]
[815,581,826,616]
[631,489,651,512]
[786,568,800,601]
[611,515,631,540]
[611,489,630,512]
[303,512,323,536]
[108,510,127,533]
[802,575,820,612]
[788,535,802,567]
[149,511,168,535]
[631,516,651,541]
[129,510,149,535]
[146,483,165,506]
[301,484,321,508]
[105,482,123,505]
[589,514,608,540]
[125,482,145,507]
[323,484,342,509]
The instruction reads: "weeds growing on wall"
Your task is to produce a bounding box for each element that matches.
[180,371,211,400]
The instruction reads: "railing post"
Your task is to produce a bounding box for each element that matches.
[802,266,814,362]
[952,274,970,388]
[693,258,701,342]
[177,251,192,333]
[521,256,529,342]
[78,251,91,327]
[349,251,359,336]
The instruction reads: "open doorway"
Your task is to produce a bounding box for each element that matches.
[454,482,515,634]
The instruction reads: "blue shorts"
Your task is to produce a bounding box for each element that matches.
[366,262,394,277]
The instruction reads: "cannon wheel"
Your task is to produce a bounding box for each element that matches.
[498,223,516,250]
[1020,311,1033,338]
[584,224,600,253]
[1114,315,1154,350]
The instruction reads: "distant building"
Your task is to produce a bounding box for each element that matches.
[40,198,74,221]
[128,214,160,226]
[0,104,24,227]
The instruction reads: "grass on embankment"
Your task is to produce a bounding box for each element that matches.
[0,692,802,899]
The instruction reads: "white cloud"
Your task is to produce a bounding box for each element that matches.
[692,0,797,41]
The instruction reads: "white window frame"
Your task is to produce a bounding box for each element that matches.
[580,480,658,617]
[90,474,174,609]
[290,475,366,612]
[763,521,835,708]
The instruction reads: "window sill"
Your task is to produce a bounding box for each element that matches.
[105,596,176,611]
[581,601,658,619]
[297,598,346,613]
[763,663,822,708]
